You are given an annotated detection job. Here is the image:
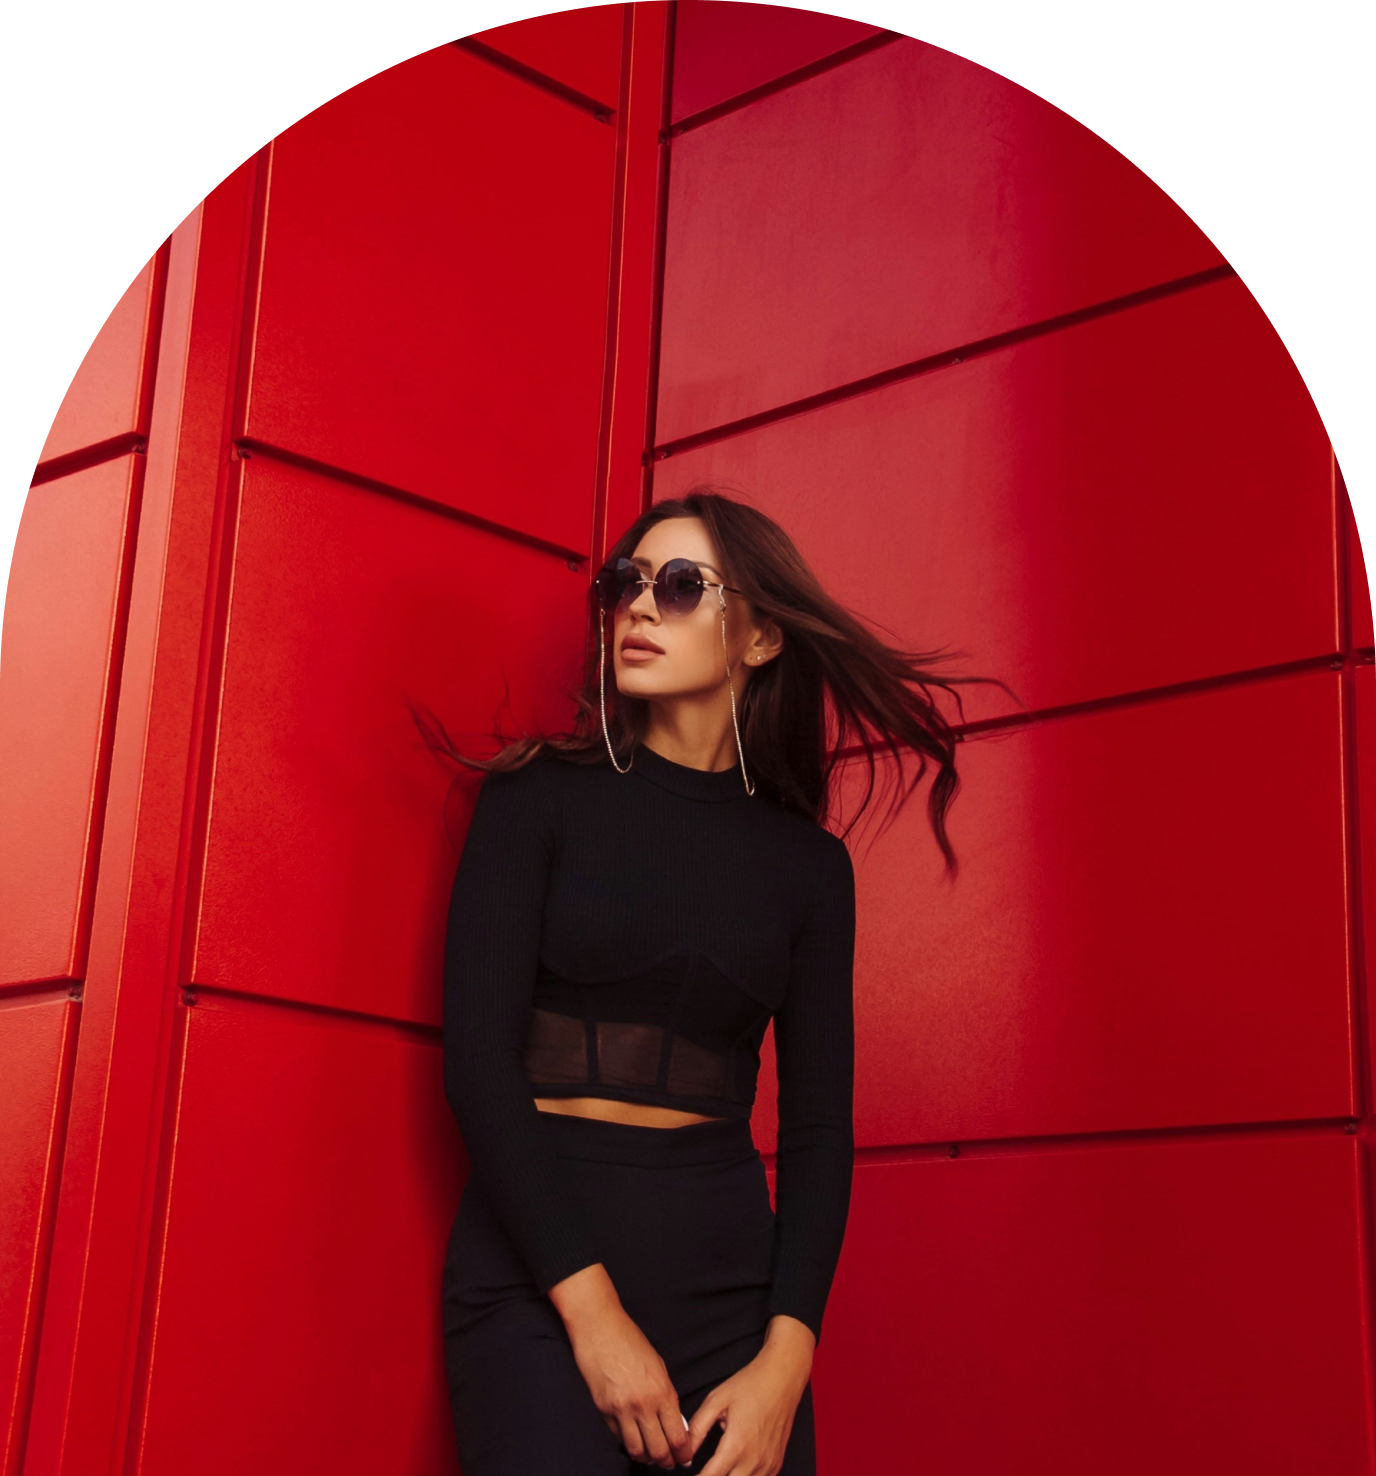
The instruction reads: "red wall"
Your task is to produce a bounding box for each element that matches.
[2,5,1372,1474]
[658,14,1376,1476]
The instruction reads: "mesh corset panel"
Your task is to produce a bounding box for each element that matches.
[521,951,771,1113]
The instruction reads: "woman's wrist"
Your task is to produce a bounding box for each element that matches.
[758,1314,815,1392]
[546,1261,624,1340]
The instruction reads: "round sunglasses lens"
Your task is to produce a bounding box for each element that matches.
[656,559,705,615]
[594,560,638,613]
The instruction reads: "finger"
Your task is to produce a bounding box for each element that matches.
[659,1402,694,1463]
[618,1413,647,1464]
[687,1394,725,1452]
[635,1409,675,1470]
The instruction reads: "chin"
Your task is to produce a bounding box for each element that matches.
[616,670,666,696]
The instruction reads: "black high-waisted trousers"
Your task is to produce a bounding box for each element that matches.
[441,1110,816,1475]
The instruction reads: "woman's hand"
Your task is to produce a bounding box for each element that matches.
[548,1263,693,1470]
[686,1315,815,1476]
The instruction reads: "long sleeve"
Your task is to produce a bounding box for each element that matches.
[443,759,604,1294]
[765,832,857,1344]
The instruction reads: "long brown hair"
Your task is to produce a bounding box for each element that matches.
[411,485,989,872]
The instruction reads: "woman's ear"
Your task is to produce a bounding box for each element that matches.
[754,617,785,663]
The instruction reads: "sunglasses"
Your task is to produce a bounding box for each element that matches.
[592,556,744,618]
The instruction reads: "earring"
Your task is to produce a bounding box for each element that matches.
[719,593,755,797]
[599,613,634,773]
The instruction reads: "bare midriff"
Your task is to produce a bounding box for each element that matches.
[533,1095,727,1129]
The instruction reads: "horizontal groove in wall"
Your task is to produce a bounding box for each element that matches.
[947,651,1346,746]
[653,264,1237,460]
[0,980,79,1009]
[177,983,1368,1162]
[667,29,905,138]
[809,1113,1364,1172]
[181,980,441,1045]
[232,438,589,566]
[30,433,145,488]
[452,36,616,123]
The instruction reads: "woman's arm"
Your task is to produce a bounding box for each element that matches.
[685,832,857,1473]
[548,1262,694,1469]
[444,758,603,1291]
[444,758,692,1471]
[766,829,857,1342]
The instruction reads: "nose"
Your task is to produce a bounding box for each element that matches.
[626,579,659,620]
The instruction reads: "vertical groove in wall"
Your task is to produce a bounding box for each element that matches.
[231,142,274,444]
[589,4,637,574]
[119,1009,192,1476]
[638,0,677,515]
[117,151,270,1476]
[133,244,174,441]
[70,239,173,984]
[176,142,274,1000]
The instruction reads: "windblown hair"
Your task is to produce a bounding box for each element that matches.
[412,485,992,873]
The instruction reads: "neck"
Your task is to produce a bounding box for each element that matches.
[639,729,739,774]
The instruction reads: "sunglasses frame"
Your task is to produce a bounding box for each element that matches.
[592,556,744,618]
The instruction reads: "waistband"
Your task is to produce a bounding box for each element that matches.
[535,1108,759,1169]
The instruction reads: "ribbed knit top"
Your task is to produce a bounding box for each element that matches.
[442,741,856,1343]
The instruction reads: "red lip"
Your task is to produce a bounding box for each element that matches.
[622,634,665,653]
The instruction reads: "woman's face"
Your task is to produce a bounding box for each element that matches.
[609,516,774,703]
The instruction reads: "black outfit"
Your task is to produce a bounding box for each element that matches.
[441,743,856,1473]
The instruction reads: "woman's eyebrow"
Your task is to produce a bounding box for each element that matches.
[630,555,723,576]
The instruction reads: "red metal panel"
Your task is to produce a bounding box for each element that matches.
[814,1134,1369,1473]
[38,259,158,466]
[244,43,616,553]
[0,458,140,986]
[657,37,1224,442]
[671,0,884,122]
[845,671,1349,1148]
[657,278,1336,718]
[0,997,75,1476]
[191,456,587,1025]
[1349,497,1373,650]
[131,997,461,1475]
[471,2,624,108]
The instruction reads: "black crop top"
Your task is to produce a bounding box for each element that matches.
[442,741,857,1343]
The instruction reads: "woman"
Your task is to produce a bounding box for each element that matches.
[425,487,967,1475]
